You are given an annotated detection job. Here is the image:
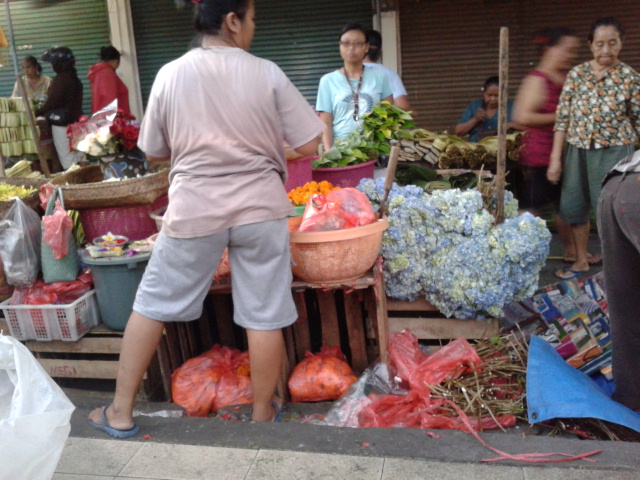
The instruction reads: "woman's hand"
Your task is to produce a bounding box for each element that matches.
[547,161,562,184]
[547,130,567,185]
[474,108,487,122]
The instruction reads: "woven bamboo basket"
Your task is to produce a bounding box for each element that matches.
[0,177,48,218]
[50,165,169,209]
[288,215,388,283]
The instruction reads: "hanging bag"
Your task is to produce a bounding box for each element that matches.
[41,187,79,284]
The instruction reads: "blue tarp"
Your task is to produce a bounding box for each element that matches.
[526,335,640,433]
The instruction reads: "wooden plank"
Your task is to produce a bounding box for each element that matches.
[156,334,174,402]
[26,337,122,354]
[176,323,193,362]
[210,293,236,348]
[386,297,438,312]
[373,274,390,364]
[316,290,341,348]
[277,347,291,402]
[87,323,125,335]
[292,291,311,361]
[197,308,214,351]
[343,291,368,373]
[495,26,509,223]
[37,358,149,380]
[388,317,499,340]
[163,323,183,372]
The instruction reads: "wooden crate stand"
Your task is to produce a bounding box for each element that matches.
[386,297,499,341]
[24,324,168,401]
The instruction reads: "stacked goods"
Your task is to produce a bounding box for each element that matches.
[3,159,45,179]
[397,129,523,169]
[0,183,36,202]
[397,129,442,165]
[0,97,38,157]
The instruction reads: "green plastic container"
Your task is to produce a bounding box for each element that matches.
[81,251,151,331]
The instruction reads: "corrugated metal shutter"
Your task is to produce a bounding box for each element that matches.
[399,0,640,132]
[130,0,373,109]
[0,0,110,114]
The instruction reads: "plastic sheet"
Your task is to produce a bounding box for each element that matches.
[0,334,75,480]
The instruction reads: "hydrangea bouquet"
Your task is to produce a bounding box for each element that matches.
[358,178,551,319]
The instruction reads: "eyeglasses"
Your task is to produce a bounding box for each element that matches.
[339,41,366,49]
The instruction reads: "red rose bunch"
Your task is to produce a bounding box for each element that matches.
[109,110,140,152]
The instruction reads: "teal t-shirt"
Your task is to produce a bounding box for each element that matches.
[316,68,392,140]
[459,99,515,142]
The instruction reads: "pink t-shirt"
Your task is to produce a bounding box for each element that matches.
[138,47,324,238]
[520,70,564,167]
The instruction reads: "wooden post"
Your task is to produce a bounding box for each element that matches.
[495,27,509,224]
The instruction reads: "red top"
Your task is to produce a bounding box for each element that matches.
[520,70,563,167]
[87,62,131,116]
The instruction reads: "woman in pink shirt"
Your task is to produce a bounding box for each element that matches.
[513,28,584,266]
[88,46,131,115]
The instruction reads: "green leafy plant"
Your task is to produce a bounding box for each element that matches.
[362,101,415,155]
[313,129,379,168]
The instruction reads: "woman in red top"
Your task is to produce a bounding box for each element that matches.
[88,46,131,115]
[513,28,583,263]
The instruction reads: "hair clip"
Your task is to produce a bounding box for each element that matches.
[533,36,549,45]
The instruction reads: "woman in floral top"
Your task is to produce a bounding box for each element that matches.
[547,17,640,280]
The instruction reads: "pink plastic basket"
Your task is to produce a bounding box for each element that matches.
[311,159,377,188]
[79,195,169,242]
[285,156,315,193]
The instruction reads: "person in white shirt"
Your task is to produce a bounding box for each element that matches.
[363,29,412,113]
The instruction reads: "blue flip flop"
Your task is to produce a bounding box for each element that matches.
[249,401,284,422]
[89,406,139,439]
[273,401,284,423]
[555,267,585,280]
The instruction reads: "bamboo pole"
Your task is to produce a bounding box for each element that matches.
[3,0,50,177]
[495,27,508,224]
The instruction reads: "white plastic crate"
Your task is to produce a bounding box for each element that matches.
[0,290,100,341]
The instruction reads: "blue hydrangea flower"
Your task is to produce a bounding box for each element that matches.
[358,182,551,319]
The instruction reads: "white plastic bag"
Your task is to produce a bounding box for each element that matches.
[0,334,75,480]
[0,197,42,288]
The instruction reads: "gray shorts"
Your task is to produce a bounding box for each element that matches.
[133,218,297,331]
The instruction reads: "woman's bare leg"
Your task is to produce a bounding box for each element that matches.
[88,312,165,429]
[246,328,285,422]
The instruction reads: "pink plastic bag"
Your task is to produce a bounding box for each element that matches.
[42,200,73,260]
[299,188,375,232]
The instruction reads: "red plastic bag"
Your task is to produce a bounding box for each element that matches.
[288,346,358,402]
[408,337,483,398]
[171,345,252,417]
[388,329,426,383]
[298,188,375,232]
[10,270,93,305]
[42,200,73,260]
